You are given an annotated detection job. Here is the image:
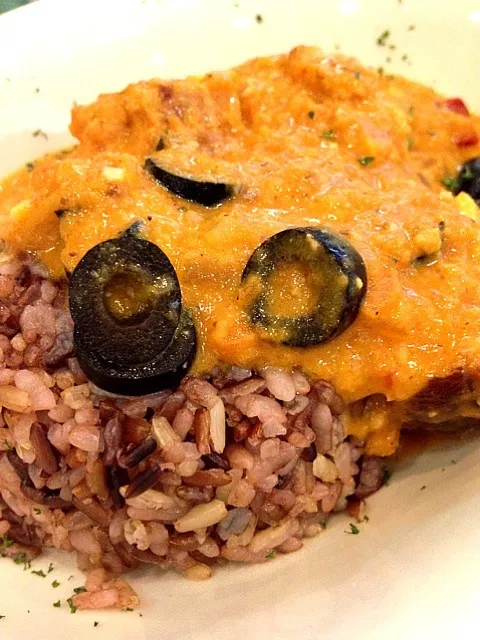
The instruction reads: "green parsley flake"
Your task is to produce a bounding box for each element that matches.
[94,622,99,627]
[376,30,391,46]
[73,587,87,594]
[346,523,360,535]
[308,110,315,119]
[265,551,276,559]
[1,535,13,548]
[383,468,393,485]
[53,601,61,608]
[321,129,336,140]
[358,156,375,167]
[67,598,77,614]
[353,71,361,79]
[407,136,414,151]
[3,440,13,450]
[363,515,370,523]
[13,552,31,570]
[32,129,42,137]
[47,563,54,574]
[462,166,474,181]
[52,580,60,588]
[441,176,459,192]
[34,508,41,515]
[124,608,134,612]
[255,13,263,23]
[31,569,46,578]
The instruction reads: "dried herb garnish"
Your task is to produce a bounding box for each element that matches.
[358,156,375,167]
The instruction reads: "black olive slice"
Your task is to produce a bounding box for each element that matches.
[241,227,367,347]
[69,232,196,395]
[145,157,234,207]
[73,308,196,396]
[451,157,480,203]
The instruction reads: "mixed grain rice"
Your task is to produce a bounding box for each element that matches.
[0,255,385,609]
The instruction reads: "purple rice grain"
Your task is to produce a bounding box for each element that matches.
[119,436,157,469]
[124,465,162,499]
[106,467,126,509]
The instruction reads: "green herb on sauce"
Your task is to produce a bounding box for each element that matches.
[47,563,54,574]
[255,13,263,23]
[25,162,35,172]
[34,508,41,515]
[441,176,460,192]
[358,156,375,167]
[52,580,60,588]
[265,551,276,559]
[308,110,315,119]
[321,129,336,140]
[376,30,391,46]
[73,587,87,594]
[53,601,61,608]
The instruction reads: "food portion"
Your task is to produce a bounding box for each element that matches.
[0,45,480,605]
[69,225,197,396]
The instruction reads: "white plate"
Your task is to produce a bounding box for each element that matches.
[1,1,480,638]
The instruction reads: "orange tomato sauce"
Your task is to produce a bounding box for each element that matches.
[1,46,480,456]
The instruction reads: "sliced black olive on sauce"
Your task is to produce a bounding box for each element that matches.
[451,157,480,203]
[241,227,367,347]
[145,157,234,207]
[69,229,196,395]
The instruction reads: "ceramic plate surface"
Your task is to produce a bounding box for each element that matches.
[1,1,480,638]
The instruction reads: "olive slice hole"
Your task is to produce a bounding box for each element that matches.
[265,262,327,318]
[103,270,156,324]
